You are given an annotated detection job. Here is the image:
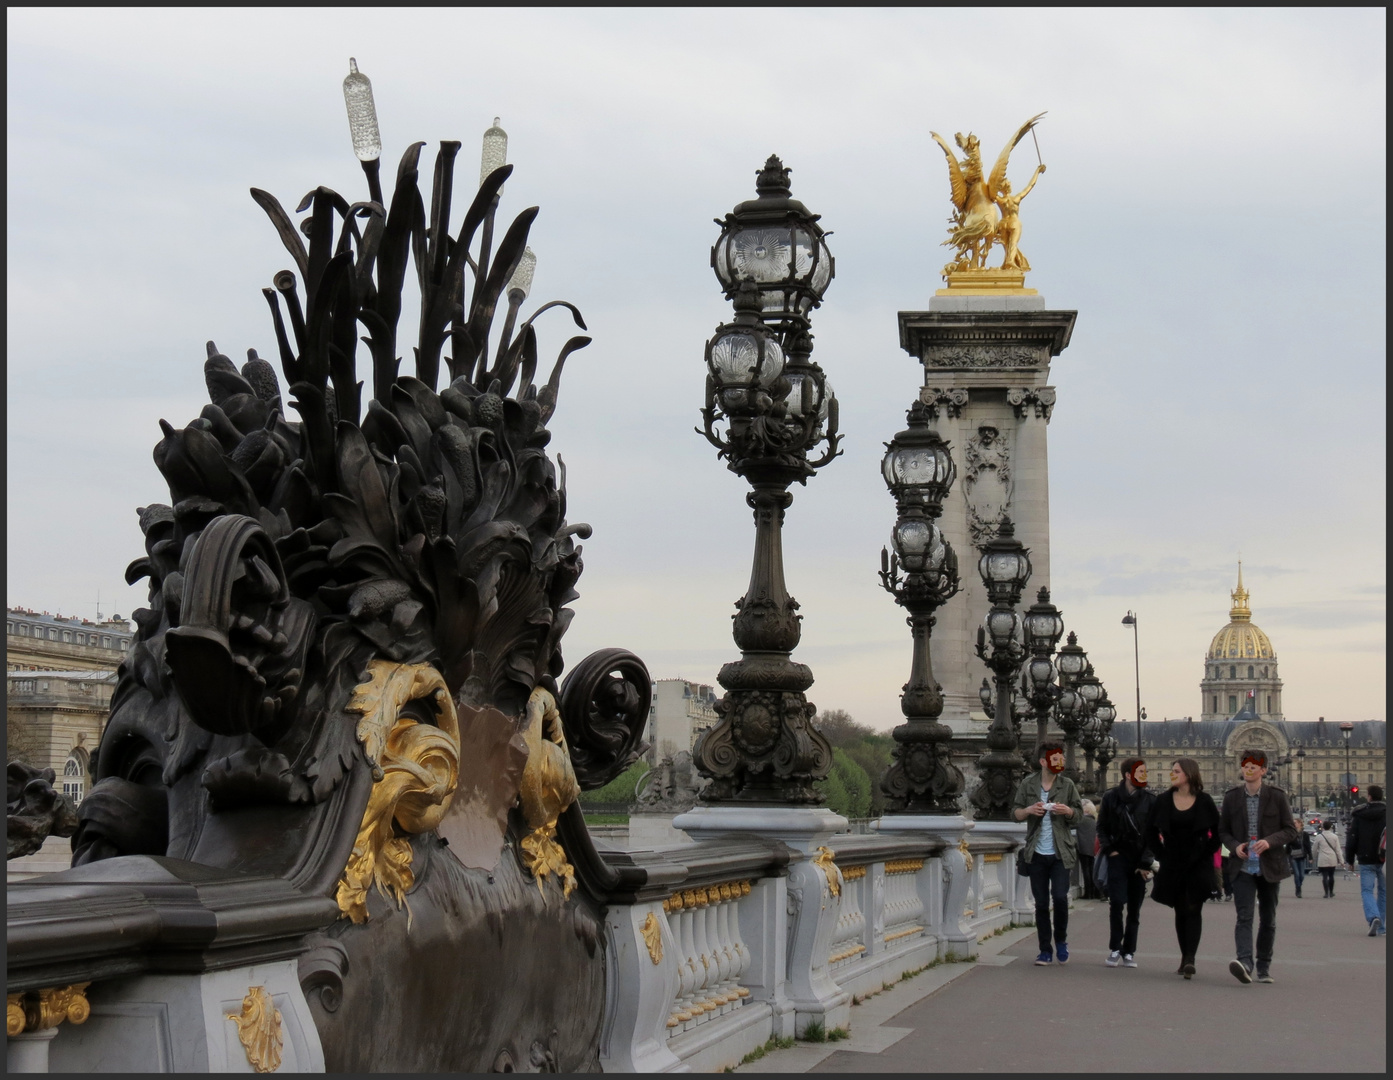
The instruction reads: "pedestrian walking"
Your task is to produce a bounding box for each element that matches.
[1288,818,1312,898]
[1314,820,1344,898]
[1096,757,1157,969]
[1077,800,1100,900]
[1145,758,1221,980]
[1219,749,1297,984]
[1011,742,1083,966]
[1344,785,1386,936]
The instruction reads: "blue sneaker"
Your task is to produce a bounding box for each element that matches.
[1056,943,1070,964]
[1034,951,1054,966]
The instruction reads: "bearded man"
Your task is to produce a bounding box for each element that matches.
[1097,757,1158,968]
[1012,742,1083,965]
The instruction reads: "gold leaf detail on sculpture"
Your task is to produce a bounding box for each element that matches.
[813,846,842,898]
[958,836,975,871]
[11,983,93,1033]
[7,994,25,1037]
[226,986,283,1073]
[641,912,663,965]
[516,687,581,898]
[336,660,461,924]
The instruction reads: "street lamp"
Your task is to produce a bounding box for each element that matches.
[1096,734,1118,791]
[1121,610,1142,760]
[968,518,1032,820]
[1021,587,1065,759]
[878,402,963,813]
[1295,744,1306,813]
[692,156,840,804]
[1339,721,1354,819]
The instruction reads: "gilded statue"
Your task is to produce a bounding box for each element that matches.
[931,113,1046,278]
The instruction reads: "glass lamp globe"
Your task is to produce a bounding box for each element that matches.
[1055,631,1087,679]
[883,440,954,513]
[1078,667,1103,705]
[1022,587,1065,654]
[1028,655,1055,692]
[1094,697,1117,726]
[978,678,994,711]
[985,608,1019,649]
[891,518,946,574]
[976,518,1032,604]
[711,155,833,325]
[1057,687,1079,715]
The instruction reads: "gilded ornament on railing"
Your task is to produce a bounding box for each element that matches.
[812,846,842,898]
[957,836,975,871]
[517,686,582,898]
[884,858,925,875]
[7,984,92,1035]
[930,113,1047,287]
[841,865,867,882]
[640,912,663,965]
[337,661,461,924]
[662,878,749,913]
[226,985,283,1073]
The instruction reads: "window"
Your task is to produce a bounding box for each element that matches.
[1213,697,1219,712]
[62,755,85,804]
[1228,695,1238,713]
[1229,666,1236,679]
[1266,695,1272,712]
[62,631,73,642]
[19,624,29,635]
[1247,665,1254,679]
[102,636,111,647]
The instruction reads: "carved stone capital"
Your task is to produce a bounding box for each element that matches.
[1006,386,1056,420]
[918,385,970,419]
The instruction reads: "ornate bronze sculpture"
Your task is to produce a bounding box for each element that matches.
[693,157,840,804]
[30,63,652,1072]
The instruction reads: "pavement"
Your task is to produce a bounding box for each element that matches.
[736,874,1386,1074]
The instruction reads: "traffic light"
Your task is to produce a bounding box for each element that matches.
[1352,785,1359,796]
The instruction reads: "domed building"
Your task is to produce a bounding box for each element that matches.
[1200,564,1283,721]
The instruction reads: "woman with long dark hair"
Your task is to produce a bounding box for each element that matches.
[1146,758,1221,979]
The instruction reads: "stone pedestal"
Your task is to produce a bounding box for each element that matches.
[898,296,1076,735]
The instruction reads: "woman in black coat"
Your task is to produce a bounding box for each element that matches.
[1145,757,1221,979]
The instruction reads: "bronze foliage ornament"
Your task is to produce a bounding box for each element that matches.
[336,660,461,924]
[226,985,284,1073]
[46,63,654,1072]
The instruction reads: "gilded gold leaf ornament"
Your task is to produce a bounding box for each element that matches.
[958,836,975,871]
[812,846,842,898]
[7,994,25,1037]
[641,912,664,965]
[226,985,284,1073]
[516,687,581,898]
[336,660,461,924]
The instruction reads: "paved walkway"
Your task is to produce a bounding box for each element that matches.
[737,878,1386,1073]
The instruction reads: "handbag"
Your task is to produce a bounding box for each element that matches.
[1016,847,1031,876]
[1093,850,1110,892]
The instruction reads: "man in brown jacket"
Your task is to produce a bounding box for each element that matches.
[1219,749,1297,984]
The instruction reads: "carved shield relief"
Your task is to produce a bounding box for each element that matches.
[963,425,1013,546]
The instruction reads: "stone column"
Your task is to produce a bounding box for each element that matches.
[898,296,1075,744]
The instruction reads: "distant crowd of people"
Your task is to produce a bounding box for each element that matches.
[1012,744,1386,983]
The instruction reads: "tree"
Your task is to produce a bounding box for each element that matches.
[578,760,649,806]
[815,709,895,816]
[816,749,873,819]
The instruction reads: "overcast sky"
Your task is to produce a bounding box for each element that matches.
[7,8,1386,729]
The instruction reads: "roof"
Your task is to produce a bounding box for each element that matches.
[7,670,118,683]
[1111,718,1386,750]
[1206,563,1275,660]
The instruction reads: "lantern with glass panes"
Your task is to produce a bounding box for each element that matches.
[691,158,841,805]
[877,401,964,814]
[968,518,1033,821]
[1018,587,1065,759]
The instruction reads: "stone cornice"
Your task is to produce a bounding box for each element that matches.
[898,310,1077,367]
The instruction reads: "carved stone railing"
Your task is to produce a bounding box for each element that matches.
[597,820,1027,1073]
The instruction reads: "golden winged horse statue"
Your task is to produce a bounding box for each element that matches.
[931,112,1046,278]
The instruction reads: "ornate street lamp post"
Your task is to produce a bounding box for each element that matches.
[1339,721,1354,819]
[1095,734,1118,791]
[1020,587,1065,759]
[878,402,963,813]
[1069,663,1103,785]
[692,156,840,804]
[1083,693,1116,795]
[1052,632,1088,780]
[1295,744,1306,813]
[968,518,1032,820]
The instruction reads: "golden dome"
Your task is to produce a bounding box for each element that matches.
[1206,562,1275,660]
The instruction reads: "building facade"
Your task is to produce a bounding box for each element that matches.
[646,678,719,764]
[1101,570,1384,810]
[1200,565,1283,720]
[5,608,134,799]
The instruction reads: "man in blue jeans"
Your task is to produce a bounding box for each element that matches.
[1345,785,1387,936]
[1012,742,1083,966]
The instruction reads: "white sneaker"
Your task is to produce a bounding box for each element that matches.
[1122,954,1138,968]
[1106,950,1122,967]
